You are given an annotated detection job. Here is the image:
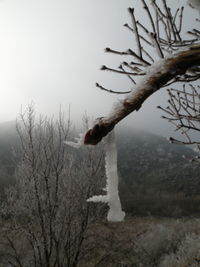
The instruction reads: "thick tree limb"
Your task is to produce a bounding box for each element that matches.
[84,44,200,145]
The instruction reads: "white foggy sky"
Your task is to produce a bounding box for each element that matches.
[0,0,198,136]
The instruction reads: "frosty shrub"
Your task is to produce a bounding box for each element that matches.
[133,224,175,266]
[132,219,200,267]
[160,233,200,267]
[0,107,105,267]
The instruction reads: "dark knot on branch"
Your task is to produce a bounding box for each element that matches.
[84,121,114,145]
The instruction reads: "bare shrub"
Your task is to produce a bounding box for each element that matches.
[160,233,200,267]
[0,107,105,267]
[132,219,200,267]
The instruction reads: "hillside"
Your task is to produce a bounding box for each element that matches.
[0,122,199,215]
[0,121,17,196]
[117,129,199,194]
[116,129,200,216]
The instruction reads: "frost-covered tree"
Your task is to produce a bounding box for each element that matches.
[0,107,105,267]
[83,0,200,146]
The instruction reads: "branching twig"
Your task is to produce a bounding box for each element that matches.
[160,84,200,153]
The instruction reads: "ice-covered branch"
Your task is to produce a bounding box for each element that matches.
[84,45,200,145]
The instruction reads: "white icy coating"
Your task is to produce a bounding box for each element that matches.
[188,0,200,11]
[107,57,168,119]
[87,130,125,222]
[106,49,192,121]
[65,129,125,222]
[64,133,85,148]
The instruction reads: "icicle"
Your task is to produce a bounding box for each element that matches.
[65,130,125,222]
[87,130,125,222]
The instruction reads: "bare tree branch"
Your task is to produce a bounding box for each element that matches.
[84,45,200,145]
[160,83,200,153]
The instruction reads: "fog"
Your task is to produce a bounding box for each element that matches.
[0,0,198,137]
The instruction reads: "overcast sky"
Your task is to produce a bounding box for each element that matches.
[0,0,198,136]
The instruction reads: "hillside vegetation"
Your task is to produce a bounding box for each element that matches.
[79,217,200,267]
[116,130,200,216]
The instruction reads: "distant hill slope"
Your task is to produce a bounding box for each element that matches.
[0,121,17,162]
[0,122,199,215]
[116,129,200,216]
[0,121,17,196]
[116,129,199,194]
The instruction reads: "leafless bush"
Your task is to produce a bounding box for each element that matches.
[0,106,105,267]
[132,219,200,267]
[160,233,200,267]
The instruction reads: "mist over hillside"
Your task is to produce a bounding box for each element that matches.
[0,121,199,216]
[116,129,198,194]
[112,129,200,216]
[0,120,17,150]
